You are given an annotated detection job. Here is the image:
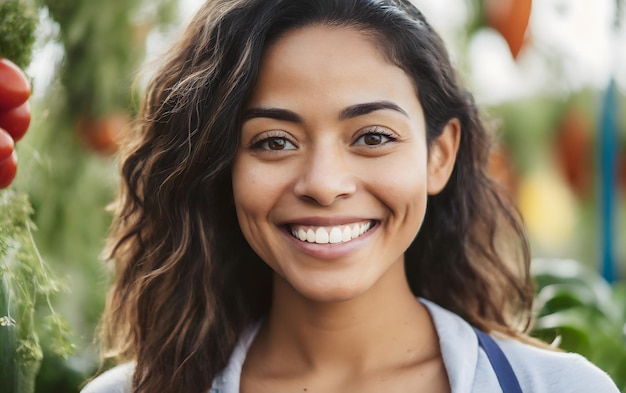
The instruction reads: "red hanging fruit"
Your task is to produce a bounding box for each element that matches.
[76,113,130,156]
[0,127,15,161]
[0,150,17,189]
[485,0,533,59]
[0,101,31,142]
[554,107,593,198]
[0,58,31,110]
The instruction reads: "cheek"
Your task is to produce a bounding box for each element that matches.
[231,155,292,247]
[366,153,429,240]
[231,158,271,263]
[232,156,267,224]
[367,152,428,206]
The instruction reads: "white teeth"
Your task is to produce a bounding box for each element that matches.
[306,228,316,242]
[342,226,351,242]
[351,224,360,239]
[363,222,372,234]
[290,221,374,244]
[329,227,343,243]
[315,227,329,244]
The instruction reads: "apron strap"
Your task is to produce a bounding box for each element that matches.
[473,328,523,393]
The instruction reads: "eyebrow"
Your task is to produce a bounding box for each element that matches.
[241,100,408,123]
[339,101,408,120]
[241,107,302,123]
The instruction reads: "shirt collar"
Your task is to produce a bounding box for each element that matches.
[212,298,479,393]
[420,298,479,393]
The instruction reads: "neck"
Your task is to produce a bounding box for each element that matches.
[252,261,439,374]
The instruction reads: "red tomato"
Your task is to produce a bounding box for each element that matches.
[76,113,129,156]
[0,58,31,110]
[0,150,17,189]
[0,127,15,162]
[0,101,30,141]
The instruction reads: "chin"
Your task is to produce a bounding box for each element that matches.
[292,278,374,304]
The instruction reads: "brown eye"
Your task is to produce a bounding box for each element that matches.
[353,129,396,147]
[249,135,297,151]
[267,137,287,150]
[363,134,383,145]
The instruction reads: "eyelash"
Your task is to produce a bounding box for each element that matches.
[248,131,297,151]
[247,126,398,152]
[352,127,398,147]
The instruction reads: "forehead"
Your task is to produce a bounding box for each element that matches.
[264,24,388,65]
[248,25,417,111]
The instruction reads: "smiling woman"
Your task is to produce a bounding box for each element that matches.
[81,1,619,393]
[232,25,455,306]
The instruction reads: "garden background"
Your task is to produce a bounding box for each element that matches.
[1,0,625,391]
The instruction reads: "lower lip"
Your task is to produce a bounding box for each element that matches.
[282,222,378,260]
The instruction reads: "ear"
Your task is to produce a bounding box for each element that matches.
[427,118,461,195]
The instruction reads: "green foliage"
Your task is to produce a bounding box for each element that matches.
[0,190,73,393]
[532,258,626,390]
[16,91,117,393]
[39,0,178,117]
[1,0,178,390]
[0,0,38,68]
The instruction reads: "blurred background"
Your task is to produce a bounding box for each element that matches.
[0,0,625,391]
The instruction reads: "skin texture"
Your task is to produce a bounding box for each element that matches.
[232,25,459,392]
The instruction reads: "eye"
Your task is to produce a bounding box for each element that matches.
[249,132,297,151]
[352,127,397,147]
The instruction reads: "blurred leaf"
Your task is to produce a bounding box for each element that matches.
[535,306,601,331]
[531,258,626,390]
[533,325,592,356]
[535,283,598,316]
[533,258,615,316]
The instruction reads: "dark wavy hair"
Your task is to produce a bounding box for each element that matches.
[99,0,535,392]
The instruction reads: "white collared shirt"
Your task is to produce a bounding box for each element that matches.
[83,299,619,393]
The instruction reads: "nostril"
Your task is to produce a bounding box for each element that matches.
[298,194,319,203]
[294,176,357,206]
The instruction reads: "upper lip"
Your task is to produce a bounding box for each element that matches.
[281,216,377,226]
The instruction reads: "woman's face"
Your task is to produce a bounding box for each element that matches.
[232,25,457,303]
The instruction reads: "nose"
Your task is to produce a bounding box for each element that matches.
[293,146,357,206]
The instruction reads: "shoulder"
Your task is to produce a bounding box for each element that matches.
[81,362,135,393]
[495,337,619,392]
[419,298,618,392]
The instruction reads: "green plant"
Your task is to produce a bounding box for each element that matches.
[0,190,73,393]
[0,0,37,69]
[532,258,626,390]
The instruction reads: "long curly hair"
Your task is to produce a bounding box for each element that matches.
[98,0,535,392]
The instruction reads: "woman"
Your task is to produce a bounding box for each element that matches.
[83,0,619,392]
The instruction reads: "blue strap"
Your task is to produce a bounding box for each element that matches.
[473,328,523,393]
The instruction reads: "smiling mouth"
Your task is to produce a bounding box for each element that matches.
[288,220,376,244]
